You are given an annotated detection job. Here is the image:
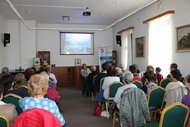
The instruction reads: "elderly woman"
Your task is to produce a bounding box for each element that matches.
[19,74,65,126]
[119,71,150,127]
[113,71,137,110]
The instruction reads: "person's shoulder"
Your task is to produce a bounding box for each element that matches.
[0,103,16,110]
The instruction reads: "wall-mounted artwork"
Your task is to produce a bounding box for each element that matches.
[136,36,145,57]
[177,24,190,52]
[75,58,81,66]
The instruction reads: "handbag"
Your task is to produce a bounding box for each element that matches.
[93,103,102,116]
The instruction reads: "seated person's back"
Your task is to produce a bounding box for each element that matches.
[0,87,18,124]
[19,74,65,126]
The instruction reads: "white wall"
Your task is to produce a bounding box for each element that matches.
[0,21,113,70]
[113,0,190,76]
[0,20,36,70]
[37,24,113,66]
[0,15,7,70]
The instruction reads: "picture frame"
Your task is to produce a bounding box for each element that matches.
[136,36,145,57]
[176,24,190,52]
[74,58,81,66]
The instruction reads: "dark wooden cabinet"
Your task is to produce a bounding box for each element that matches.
[37,51,50,67]
[51,66,82,87]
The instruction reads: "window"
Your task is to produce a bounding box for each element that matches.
[148,15,173,76]
[121,30,133,70]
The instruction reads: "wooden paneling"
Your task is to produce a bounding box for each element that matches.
[51,66,99,87]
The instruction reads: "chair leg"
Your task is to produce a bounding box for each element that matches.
[105,101,109,113]
[112,112,116,127]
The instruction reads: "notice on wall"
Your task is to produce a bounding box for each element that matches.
[98,46,113,72]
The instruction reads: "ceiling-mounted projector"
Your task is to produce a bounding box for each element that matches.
[83,11,91,16]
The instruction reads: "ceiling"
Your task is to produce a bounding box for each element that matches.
[0,0,157,26]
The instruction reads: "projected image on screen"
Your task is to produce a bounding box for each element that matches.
[60,32,94,55]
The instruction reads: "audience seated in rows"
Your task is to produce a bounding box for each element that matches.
[129,65,141,82]
[165,69,187,107]
[3,75,24,98]
[19,74,65,126]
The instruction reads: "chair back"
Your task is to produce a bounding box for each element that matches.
[3,94,23,115]
[108,81,123,99]
[99,78,105,91]
[159,102,189,127]
[160,78,171,88]
[0,114,10,127]
[13,108,62,127]
[93,75,97,85]
[147,86,165,110]
[132,80,143,89]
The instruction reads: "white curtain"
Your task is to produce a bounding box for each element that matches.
[121,29,132,70]
[148,15,172,77]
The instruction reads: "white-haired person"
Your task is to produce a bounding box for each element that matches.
[118,71,150,127]
[113,71,137,111]
[19,74,65,126]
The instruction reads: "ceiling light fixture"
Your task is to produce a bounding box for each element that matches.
[83,7,91,16]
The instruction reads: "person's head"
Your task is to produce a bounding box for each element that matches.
[25,68,35,81]
[4,75,15,90]
[122,71,134,84]
[102,63,107,71]
[170,69,182,81]
[40,72,49,81]
[0,87,4,100]
[170,63,178,71]
[184,74,190,92]
[129,65,137,74]
[146,65,154,72]
[14,73,26,88]
[82,63,87,69]
[2,67,9,76]
[155,67,161,73]
[28,74,48,97]
[90,65,96,71]
[145,71,156,83]
[110,67,122,77]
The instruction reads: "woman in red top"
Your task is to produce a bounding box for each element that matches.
[155,67,163,86]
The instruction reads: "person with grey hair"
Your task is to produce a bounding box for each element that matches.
[2,67,10,76]
[113,71,137,109]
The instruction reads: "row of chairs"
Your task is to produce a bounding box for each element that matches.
[110,80,190,127]
[132,78,172,89]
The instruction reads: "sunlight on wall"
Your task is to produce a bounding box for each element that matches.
[148,15,173,77]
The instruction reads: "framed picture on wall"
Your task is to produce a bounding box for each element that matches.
[176,24,190,52]
[75,58,81,66]
[136,36,145,57]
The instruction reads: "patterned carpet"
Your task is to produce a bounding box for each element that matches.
[59,87,120,127]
